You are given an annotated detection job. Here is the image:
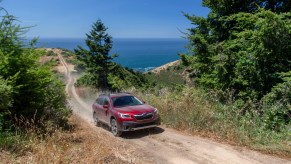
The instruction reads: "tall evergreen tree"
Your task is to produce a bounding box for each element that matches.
[75,20,116,90]
[183,0,291,99]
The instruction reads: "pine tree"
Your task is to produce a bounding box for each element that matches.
[75,20,116,90]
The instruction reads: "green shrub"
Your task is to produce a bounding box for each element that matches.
[0,77,13,110]
[46,50,56,56]
[0,11,71,133]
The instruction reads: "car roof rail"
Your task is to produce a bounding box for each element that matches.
[99,91,132,97]
[119,92,132,94]
[99,92,111,96]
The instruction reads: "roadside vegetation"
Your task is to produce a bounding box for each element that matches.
[1,115,135,163]
[136,87,290,156]
[0,7,71,156]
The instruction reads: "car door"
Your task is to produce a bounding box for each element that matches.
[94,97,105,122]
[100,97,110,124]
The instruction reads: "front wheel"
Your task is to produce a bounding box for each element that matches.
[110,119,122,137]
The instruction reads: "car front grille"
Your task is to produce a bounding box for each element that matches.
[134,112,153,120]
[135,122,156,128]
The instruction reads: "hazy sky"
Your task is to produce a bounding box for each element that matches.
[1,0,209,38]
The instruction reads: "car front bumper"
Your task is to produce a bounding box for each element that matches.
[120,117,161,131]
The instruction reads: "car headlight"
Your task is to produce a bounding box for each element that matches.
[118,112,131,118]
[154,108,159,114]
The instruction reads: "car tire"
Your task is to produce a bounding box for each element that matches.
[110,118,122,137]
[93,112,100,127]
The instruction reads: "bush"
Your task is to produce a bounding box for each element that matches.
[0,77,13,110]
[0,11,71,133]
[261,71,291,129]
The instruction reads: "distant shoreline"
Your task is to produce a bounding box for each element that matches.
[150,60,180,73]
[42,48,182,73]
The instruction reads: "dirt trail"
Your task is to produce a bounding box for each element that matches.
[55,50,290,164]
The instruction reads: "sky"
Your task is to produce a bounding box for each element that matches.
[1,0,209,39]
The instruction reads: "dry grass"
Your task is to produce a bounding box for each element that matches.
[0,115,140,163]
[134,87,291,158]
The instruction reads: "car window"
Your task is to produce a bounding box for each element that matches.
[104,98,110,107]
[96,97,104,105]
[112,96,143,107]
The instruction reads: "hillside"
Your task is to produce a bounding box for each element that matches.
[145,60,192,87]
[150,60,180,74]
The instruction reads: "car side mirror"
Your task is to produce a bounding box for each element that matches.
[142,101,146,104]
[103,104,109,109]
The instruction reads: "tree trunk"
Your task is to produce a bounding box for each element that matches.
[268,0,275,12]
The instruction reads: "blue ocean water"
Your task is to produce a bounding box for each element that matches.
[35,38,188,72]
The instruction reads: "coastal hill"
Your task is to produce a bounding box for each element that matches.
[150,60,180,74]
[147,59,192,86]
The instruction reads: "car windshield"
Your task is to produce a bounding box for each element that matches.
[112,96,143,107]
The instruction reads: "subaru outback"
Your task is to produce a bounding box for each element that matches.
[92,93,161,136]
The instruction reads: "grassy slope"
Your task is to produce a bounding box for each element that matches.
[135,88,291,158]
[146,61,188,87]
[0,116,132,163]
[141,61,291,158]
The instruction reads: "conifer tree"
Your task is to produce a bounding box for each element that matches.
[75,20,116,90]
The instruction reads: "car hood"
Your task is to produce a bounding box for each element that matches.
[115,104,155,114]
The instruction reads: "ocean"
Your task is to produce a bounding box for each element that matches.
[35,38,188,72]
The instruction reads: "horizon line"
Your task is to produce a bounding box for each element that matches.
[26,36,186,40]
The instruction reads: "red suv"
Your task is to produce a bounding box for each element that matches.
[92,93,161,136]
